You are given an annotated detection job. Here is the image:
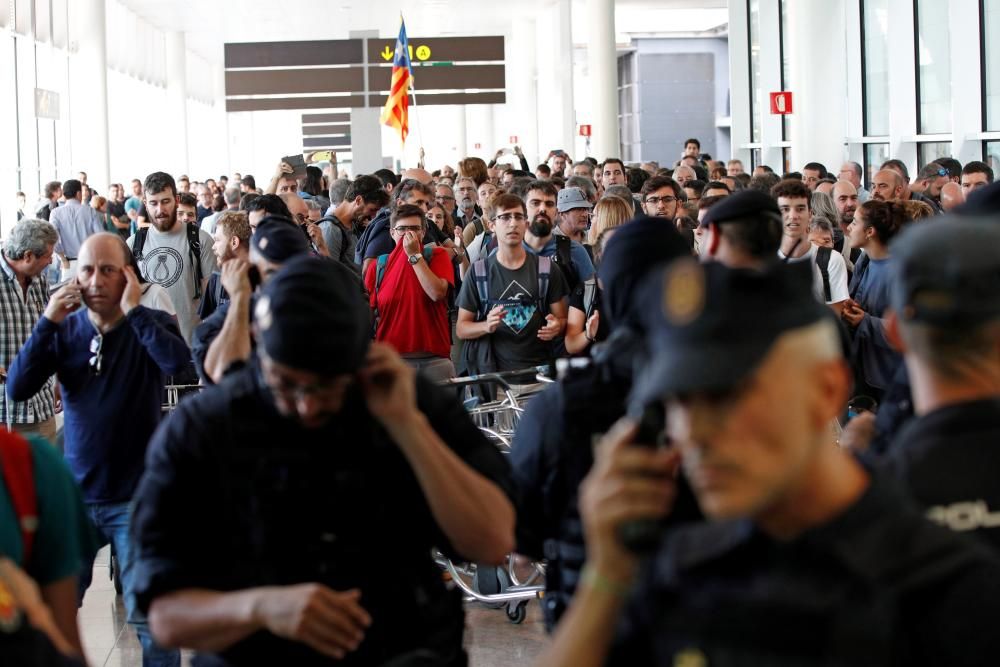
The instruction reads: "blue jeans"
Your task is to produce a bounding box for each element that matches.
[79,501,180,667]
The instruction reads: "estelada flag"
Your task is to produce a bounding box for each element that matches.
[380,18,413,145]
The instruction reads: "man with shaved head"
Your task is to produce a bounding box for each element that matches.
[6,231,190,666]
[871,169,907,202]
[940,181,964,211]
[831,180,861,272]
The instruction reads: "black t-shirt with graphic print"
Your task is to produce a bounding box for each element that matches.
[457,253,568,371]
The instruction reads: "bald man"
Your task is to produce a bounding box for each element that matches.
[871,169,907,202]
[402,168,433,185]
[940,181,964,211]
[279,192,329,257]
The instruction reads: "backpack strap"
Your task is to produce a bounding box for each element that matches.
[0,432,37,564]
[582,277,598,319]
[816,246,832,302]
[554,235,578,288]
[472,258,490,320]
[371,252,392,339]
[186,223,204,300]
[537,255,552,315]
[319,216,352,265]
[130,227,149,263]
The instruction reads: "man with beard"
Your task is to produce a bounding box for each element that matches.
[457,193,569,372]
[832,180,862,273]
[129,172,218,346]
[523,180,595,292]
[6,232,190,666]
[453,177,482,231]
[199,211,251,321]
[318,175,389,277]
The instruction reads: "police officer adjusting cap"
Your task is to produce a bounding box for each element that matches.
[890,217,1000,327]
[701,189,780,227]
[251,217,310,262]
[254,255,371,376]
[632,260,829,406]
[557,187,593,213]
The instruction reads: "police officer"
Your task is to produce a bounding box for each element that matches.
[131,256,515,666]
[536,260,1000,666]
[510,216,695,630]
[697,189,784,267]
[881,218,1000,549]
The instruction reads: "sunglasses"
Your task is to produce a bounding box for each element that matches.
[89,334,103,375]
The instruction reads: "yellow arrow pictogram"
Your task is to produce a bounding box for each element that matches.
[381,45,393,61]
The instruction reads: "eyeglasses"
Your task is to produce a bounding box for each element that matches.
[645,196,678,205]
[89,334,103,375]
[393,225,424,233]
[436,195,455,201]
[495,213,527,223]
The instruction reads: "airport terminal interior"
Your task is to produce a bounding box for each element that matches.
[2,0,1000,665]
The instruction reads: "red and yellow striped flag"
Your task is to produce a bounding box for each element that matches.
[380,18,412,145]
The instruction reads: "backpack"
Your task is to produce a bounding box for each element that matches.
[816,246,833,302]
[131,224,204,300]
[581,277,598,320]
[317,216,352,266]
[0,432,38,564]
[371,244,436,338]
[551,235,579,291]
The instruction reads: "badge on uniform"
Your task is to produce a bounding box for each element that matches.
[255,295,274,331]
[662,259,705,326]
[673,647,708,667]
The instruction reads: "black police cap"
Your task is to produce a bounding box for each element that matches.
[890,217,1000,327]
[701,189,781,227]
[251,217,311,262]
[631,260,830,407]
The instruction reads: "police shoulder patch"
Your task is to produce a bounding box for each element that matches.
[662,259,705,326]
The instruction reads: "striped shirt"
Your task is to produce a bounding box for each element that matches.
[0,253,55,424]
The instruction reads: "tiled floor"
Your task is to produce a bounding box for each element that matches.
[79,547,548,666]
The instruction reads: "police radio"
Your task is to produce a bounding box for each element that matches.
[618,402,669,553]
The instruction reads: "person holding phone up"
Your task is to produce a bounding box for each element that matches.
[131,255,515,666]
[6,231,191,667]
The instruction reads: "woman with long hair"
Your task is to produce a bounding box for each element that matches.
[842,199,909,400]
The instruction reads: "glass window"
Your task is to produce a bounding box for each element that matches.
[985,0,1000,130]
[985,141,1000,175]
[862,0,890,136]
[864,143,890,191]
[915,0,951,134]
[749,0,761,143]
[917,142,951,169]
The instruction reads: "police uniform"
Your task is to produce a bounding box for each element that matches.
[510,217,697,629]
[880,219,1000,551]
[131,257,514,666]
[612,260,1000,666]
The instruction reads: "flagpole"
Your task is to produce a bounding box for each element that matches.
[410,77,426,167]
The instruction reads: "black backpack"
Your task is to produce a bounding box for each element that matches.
[318,216,353,266]
[131,224,205,300]
[551,235,579,291]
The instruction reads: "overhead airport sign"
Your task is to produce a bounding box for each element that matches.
[225,35,506,113]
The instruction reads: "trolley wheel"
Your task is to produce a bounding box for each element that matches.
[506,601,528,624]
[473,565,511,608]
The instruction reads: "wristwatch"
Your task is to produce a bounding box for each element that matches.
[408,253,423,265]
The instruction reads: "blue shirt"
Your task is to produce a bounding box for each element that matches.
[6,307,191,503]
[49,199,104,258]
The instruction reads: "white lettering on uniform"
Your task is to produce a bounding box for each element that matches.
[926,500,1000,532]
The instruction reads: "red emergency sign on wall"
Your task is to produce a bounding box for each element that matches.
[509,135,519,144]
[770,92,793,115]
[579,124,592,137]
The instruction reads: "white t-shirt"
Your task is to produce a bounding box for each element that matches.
[777,243,849,305]
[127,224,217,344]
[140,282,177,316]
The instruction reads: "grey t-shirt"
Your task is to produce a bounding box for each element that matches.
[457,254,569,371]
[128,224,217,345]
[320,218,360,277]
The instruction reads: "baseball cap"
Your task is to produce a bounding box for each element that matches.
[630,260,830,407]
[701,189,781,227]
[890,217,1000,327]
[557,187,593,213]
[255,255,371,376]
[251,218,311,262]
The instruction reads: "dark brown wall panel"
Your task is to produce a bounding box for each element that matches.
[225,40,363,68]
[368,64,505,92]
[366,36,504,63]
[302,112,350,124]
[303,136,353,148]
[302,124,350,135]
[226,96,367,112]
[366,91,506,107]
[226,68,364,96]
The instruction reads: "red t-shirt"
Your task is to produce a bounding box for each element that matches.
[364,243,455,358]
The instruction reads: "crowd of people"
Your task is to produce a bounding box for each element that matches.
[1,137,999,666]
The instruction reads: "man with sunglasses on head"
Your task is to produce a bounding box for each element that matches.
[6,231,190,667]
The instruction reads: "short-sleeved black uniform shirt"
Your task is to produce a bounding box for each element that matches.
[131,363,514,667]
[456,253,568,371]
[607,475,1000,666]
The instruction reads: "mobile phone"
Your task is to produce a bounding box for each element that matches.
[248,265,262,290]
[282,154,308,178]
[618,403,669,553]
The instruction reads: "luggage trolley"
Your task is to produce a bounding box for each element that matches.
[435,367,554,622]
